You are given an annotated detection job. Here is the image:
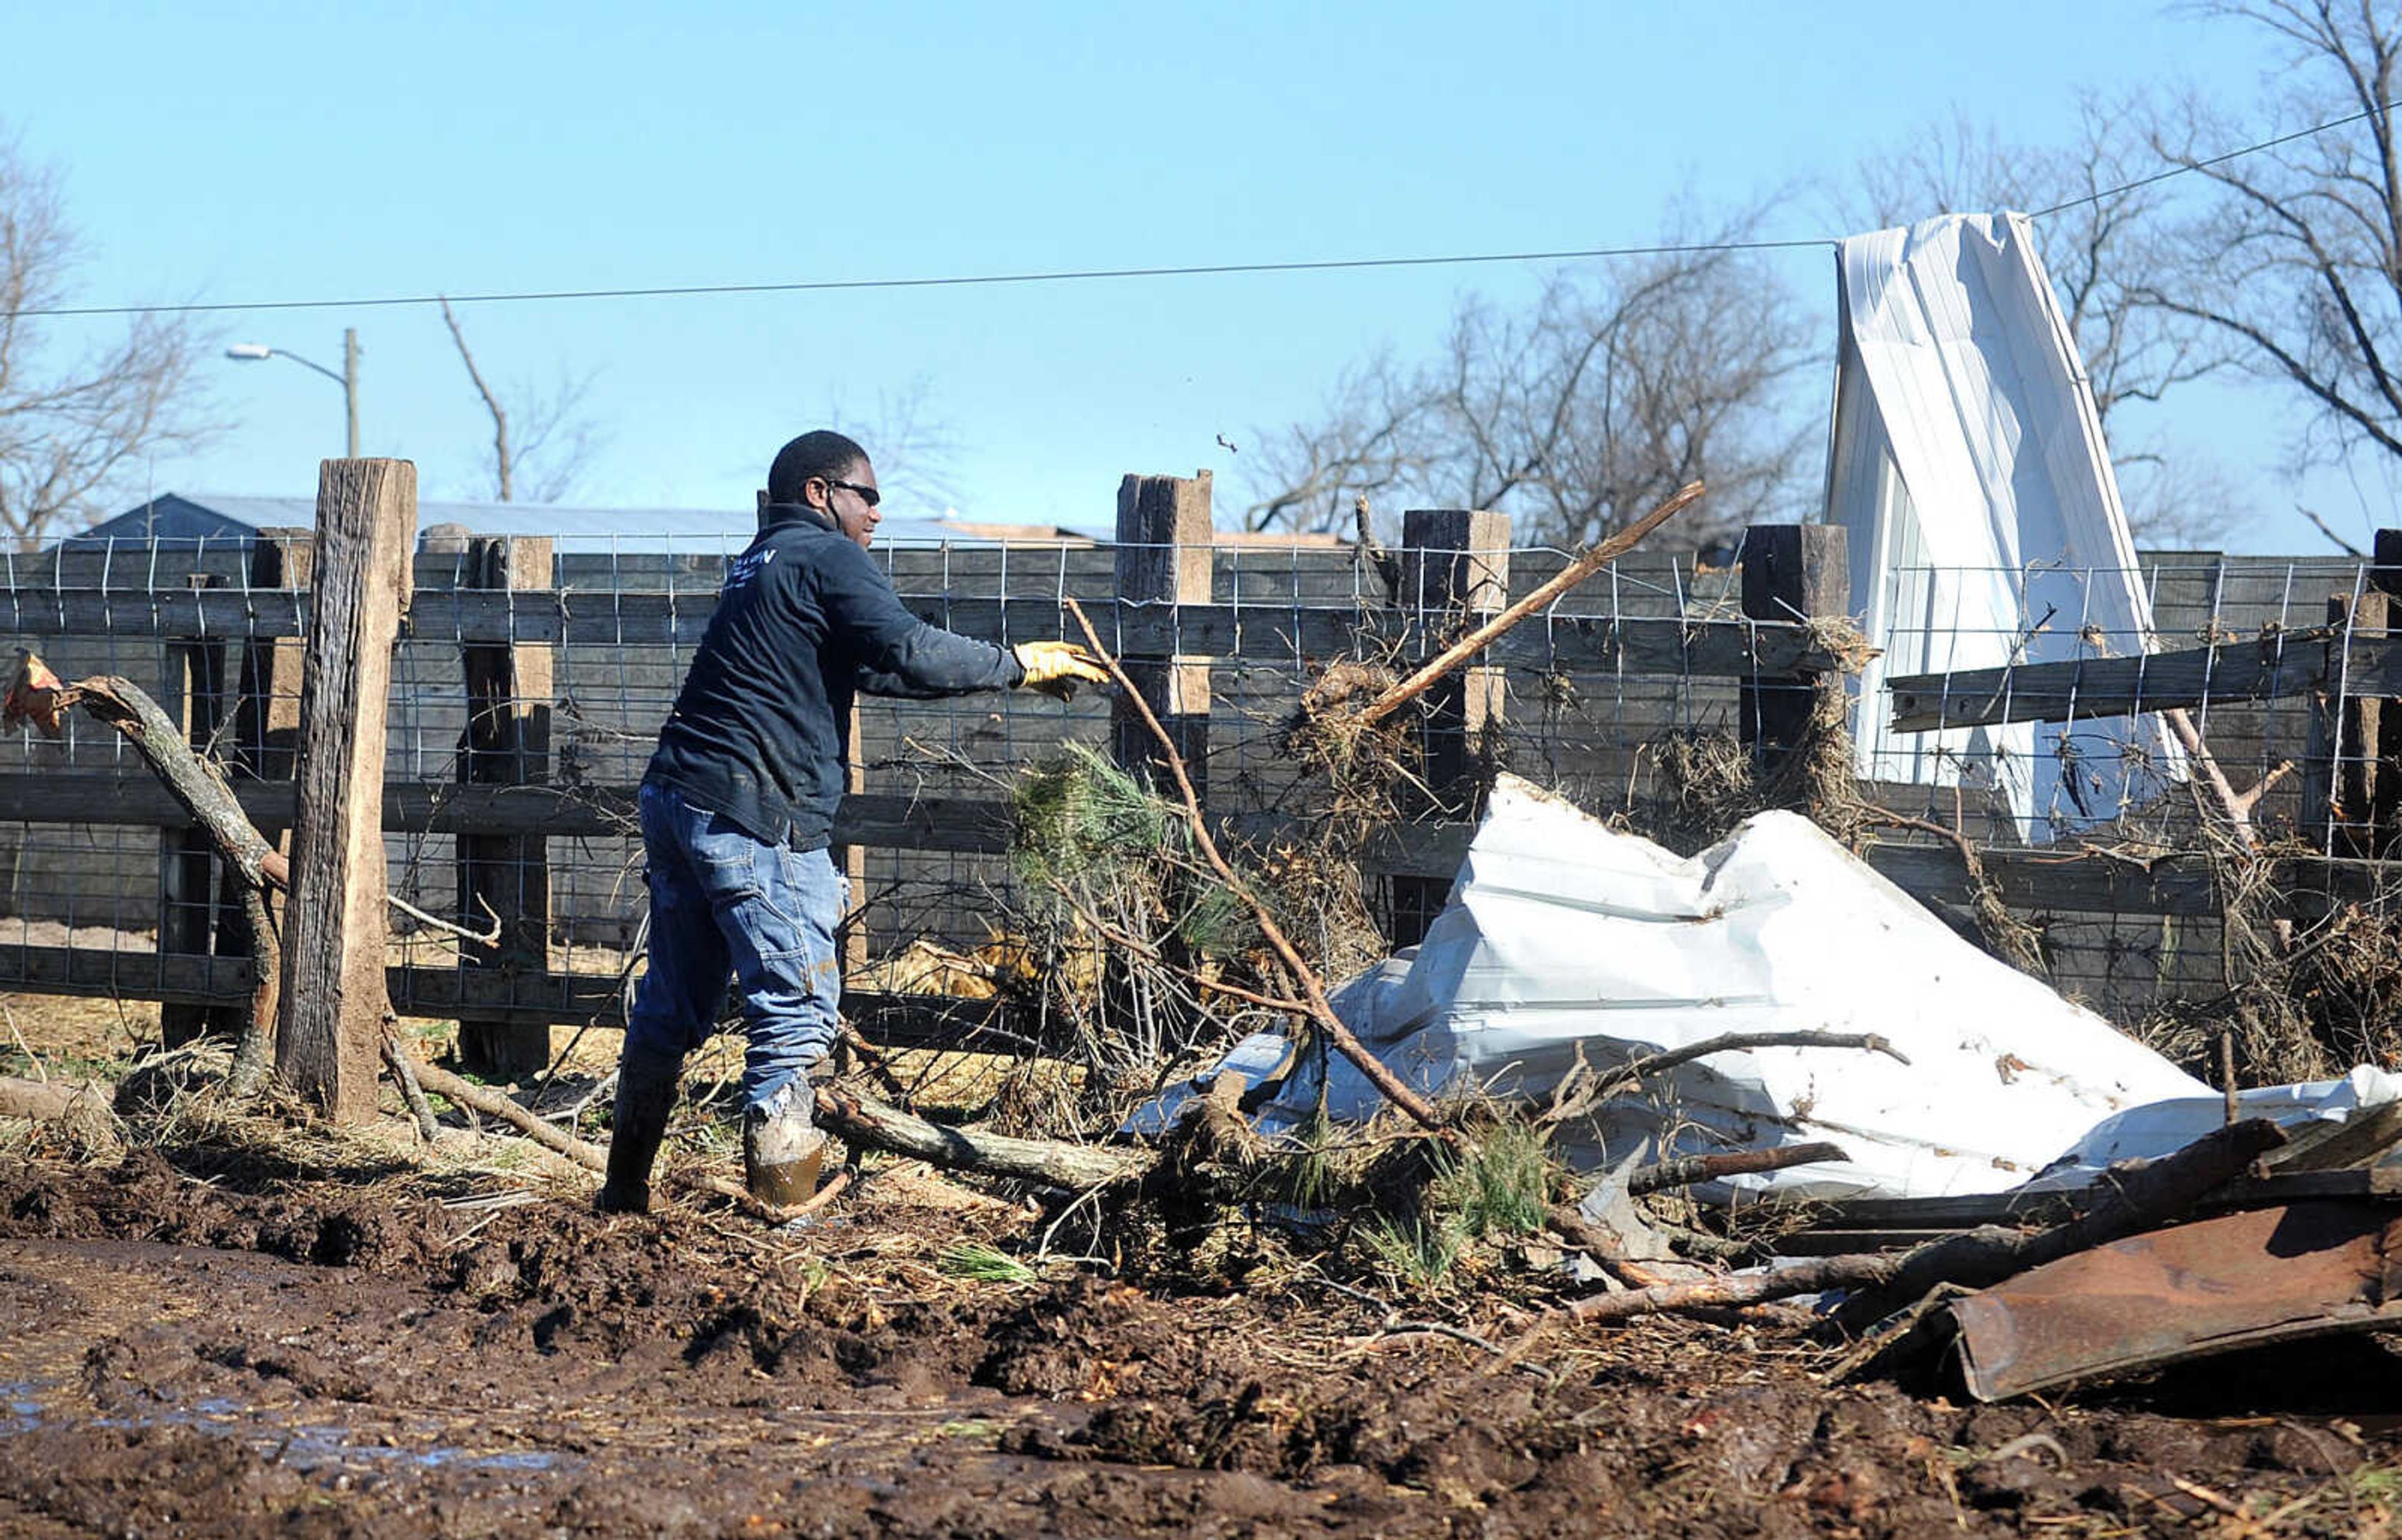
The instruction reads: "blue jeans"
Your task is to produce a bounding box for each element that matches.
[623,782,846,1113]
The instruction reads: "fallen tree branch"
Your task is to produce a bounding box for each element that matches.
[814,1085,1150,1188]
[1358,480,1705,728]
[407,1036,1150,1195]
[1624,1140,1852,1196]
[380,1030,442,1145]
[387,891,503,947]
[408,1053,609,1169]
[226,885,279,1098]
[6,659,288,891]
[1067,596,1456,1139]
[0,1073,111,1124]
[1595,1033,1907,1100]
[1549,1117,2288,1327]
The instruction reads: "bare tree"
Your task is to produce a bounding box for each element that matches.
[1242,203,1816,549]
[438,296,603,504]
[0,133,215,546]
[2134,3,2402,481]
[1847,105,2232,544]
[827,375,965,513]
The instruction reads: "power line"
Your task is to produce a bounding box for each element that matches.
[2029,97,2399,217]
[11,239,1835,321]
[11,96,2398,321]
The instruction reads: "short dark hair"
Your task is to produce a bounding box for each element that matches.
[766,430,869,504]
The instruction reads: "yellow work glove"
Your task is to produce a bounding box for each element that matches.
[1013,640,1111,701]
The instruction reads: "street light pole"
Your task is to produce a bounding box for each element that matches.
[225,330,361,457]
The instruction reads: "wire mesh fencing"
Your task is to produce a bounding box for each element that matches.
[4,524,2394,1064]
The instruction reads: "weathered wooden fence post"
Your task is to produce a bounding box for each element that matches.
[1392,509,1510,946]
[455,535,555,1076]
[2367,531,2402,854]
[1737,524,1848,774]
[160,574,230,1047]
[276,460,414,1122]
[1112,472,1214,794]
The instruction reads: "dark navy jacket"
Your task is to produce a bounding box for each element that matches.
[645,503,1021,850]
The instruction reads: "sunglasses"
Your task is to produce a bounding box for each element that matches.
[823,477,881,509]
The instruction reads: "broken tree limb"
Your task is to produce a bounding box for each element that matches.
[1065,596,1456,1138]
[380,1030,442,1145]
[1358,480,1705,729]
[6,659,288,891]
[408,1054,609,1170]
[1553,1118,2289,1327]
[0,1073,111,1124]
[1596,1032,1907,1100]
[2163,705,2258,851]
[226,884,279,1098]
[813,1086,1150,1188]
[1624,1140,1852,1196]
[404,1036,1150,1195]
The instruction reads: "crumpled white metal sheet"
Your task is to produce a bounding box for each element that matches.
[1829,211,2180,840]
[1135,778,2394,1203]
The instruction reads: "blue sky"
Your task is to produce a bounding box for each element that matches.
[6,2,2358,550]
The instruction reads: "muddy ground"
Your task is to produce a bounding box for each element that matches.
[0,1150,2394,1538]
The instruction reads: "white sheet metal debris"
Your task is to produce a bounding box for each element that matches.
[1828,211,2179,839]
[1138,777,2396,1203]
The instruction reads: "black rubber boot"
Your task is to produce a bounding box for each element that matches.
[744,1079,826,1208]
[597,1046,681,1214]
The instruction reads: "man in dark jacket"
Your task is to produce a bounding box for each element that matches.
[599,430,1107,1212]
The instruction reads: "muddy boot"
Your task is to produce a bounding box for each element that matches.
[744,1080,826,1208]
[597,1046,681,1214]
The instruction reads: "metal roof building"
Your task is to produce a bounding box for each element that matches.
[68,493,1097,552]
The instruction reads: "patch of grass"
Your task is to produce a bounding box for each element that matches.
[2354,1464,2402,1506]
[1356,1217,1464,1290]
[1429,1117,1555,1241]
[1283,1110,1344,1211]
[938,1241,1037,1285]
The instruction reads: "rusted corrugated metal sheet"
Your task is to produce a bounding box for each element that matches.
[1950,1200,2402,1401]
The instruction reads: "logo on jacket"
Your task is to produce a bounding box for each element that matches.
[724,547,778,594]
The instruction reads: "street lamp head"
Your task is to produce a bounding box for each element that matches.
[225,343,274,360]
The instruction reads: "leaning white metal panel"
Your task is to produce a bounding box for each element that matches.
[1831,212,2178,840]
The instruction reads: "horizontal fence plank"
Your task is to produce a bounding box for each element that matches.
[0,774,1014,849]
[3,587,1855,678]
[0,943,1075,1053]
[1886,627,2358,731]
[11,771,2376,918]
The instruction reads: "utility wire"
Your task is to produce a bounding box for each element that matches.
[11,96,2398,320]
[2029,96,2401,217]
[12,240,1835,320]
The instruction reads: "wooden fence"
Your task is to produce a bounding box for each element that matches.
[8,464,2402,1098]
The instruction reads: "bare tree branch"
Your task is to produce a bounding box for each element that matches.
[828,375,966,514]
[0,129,218,547]
[439,296,512,502]
[1240,197,1813,548]
[436,296,603,504]
[2131,5,2402,494]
